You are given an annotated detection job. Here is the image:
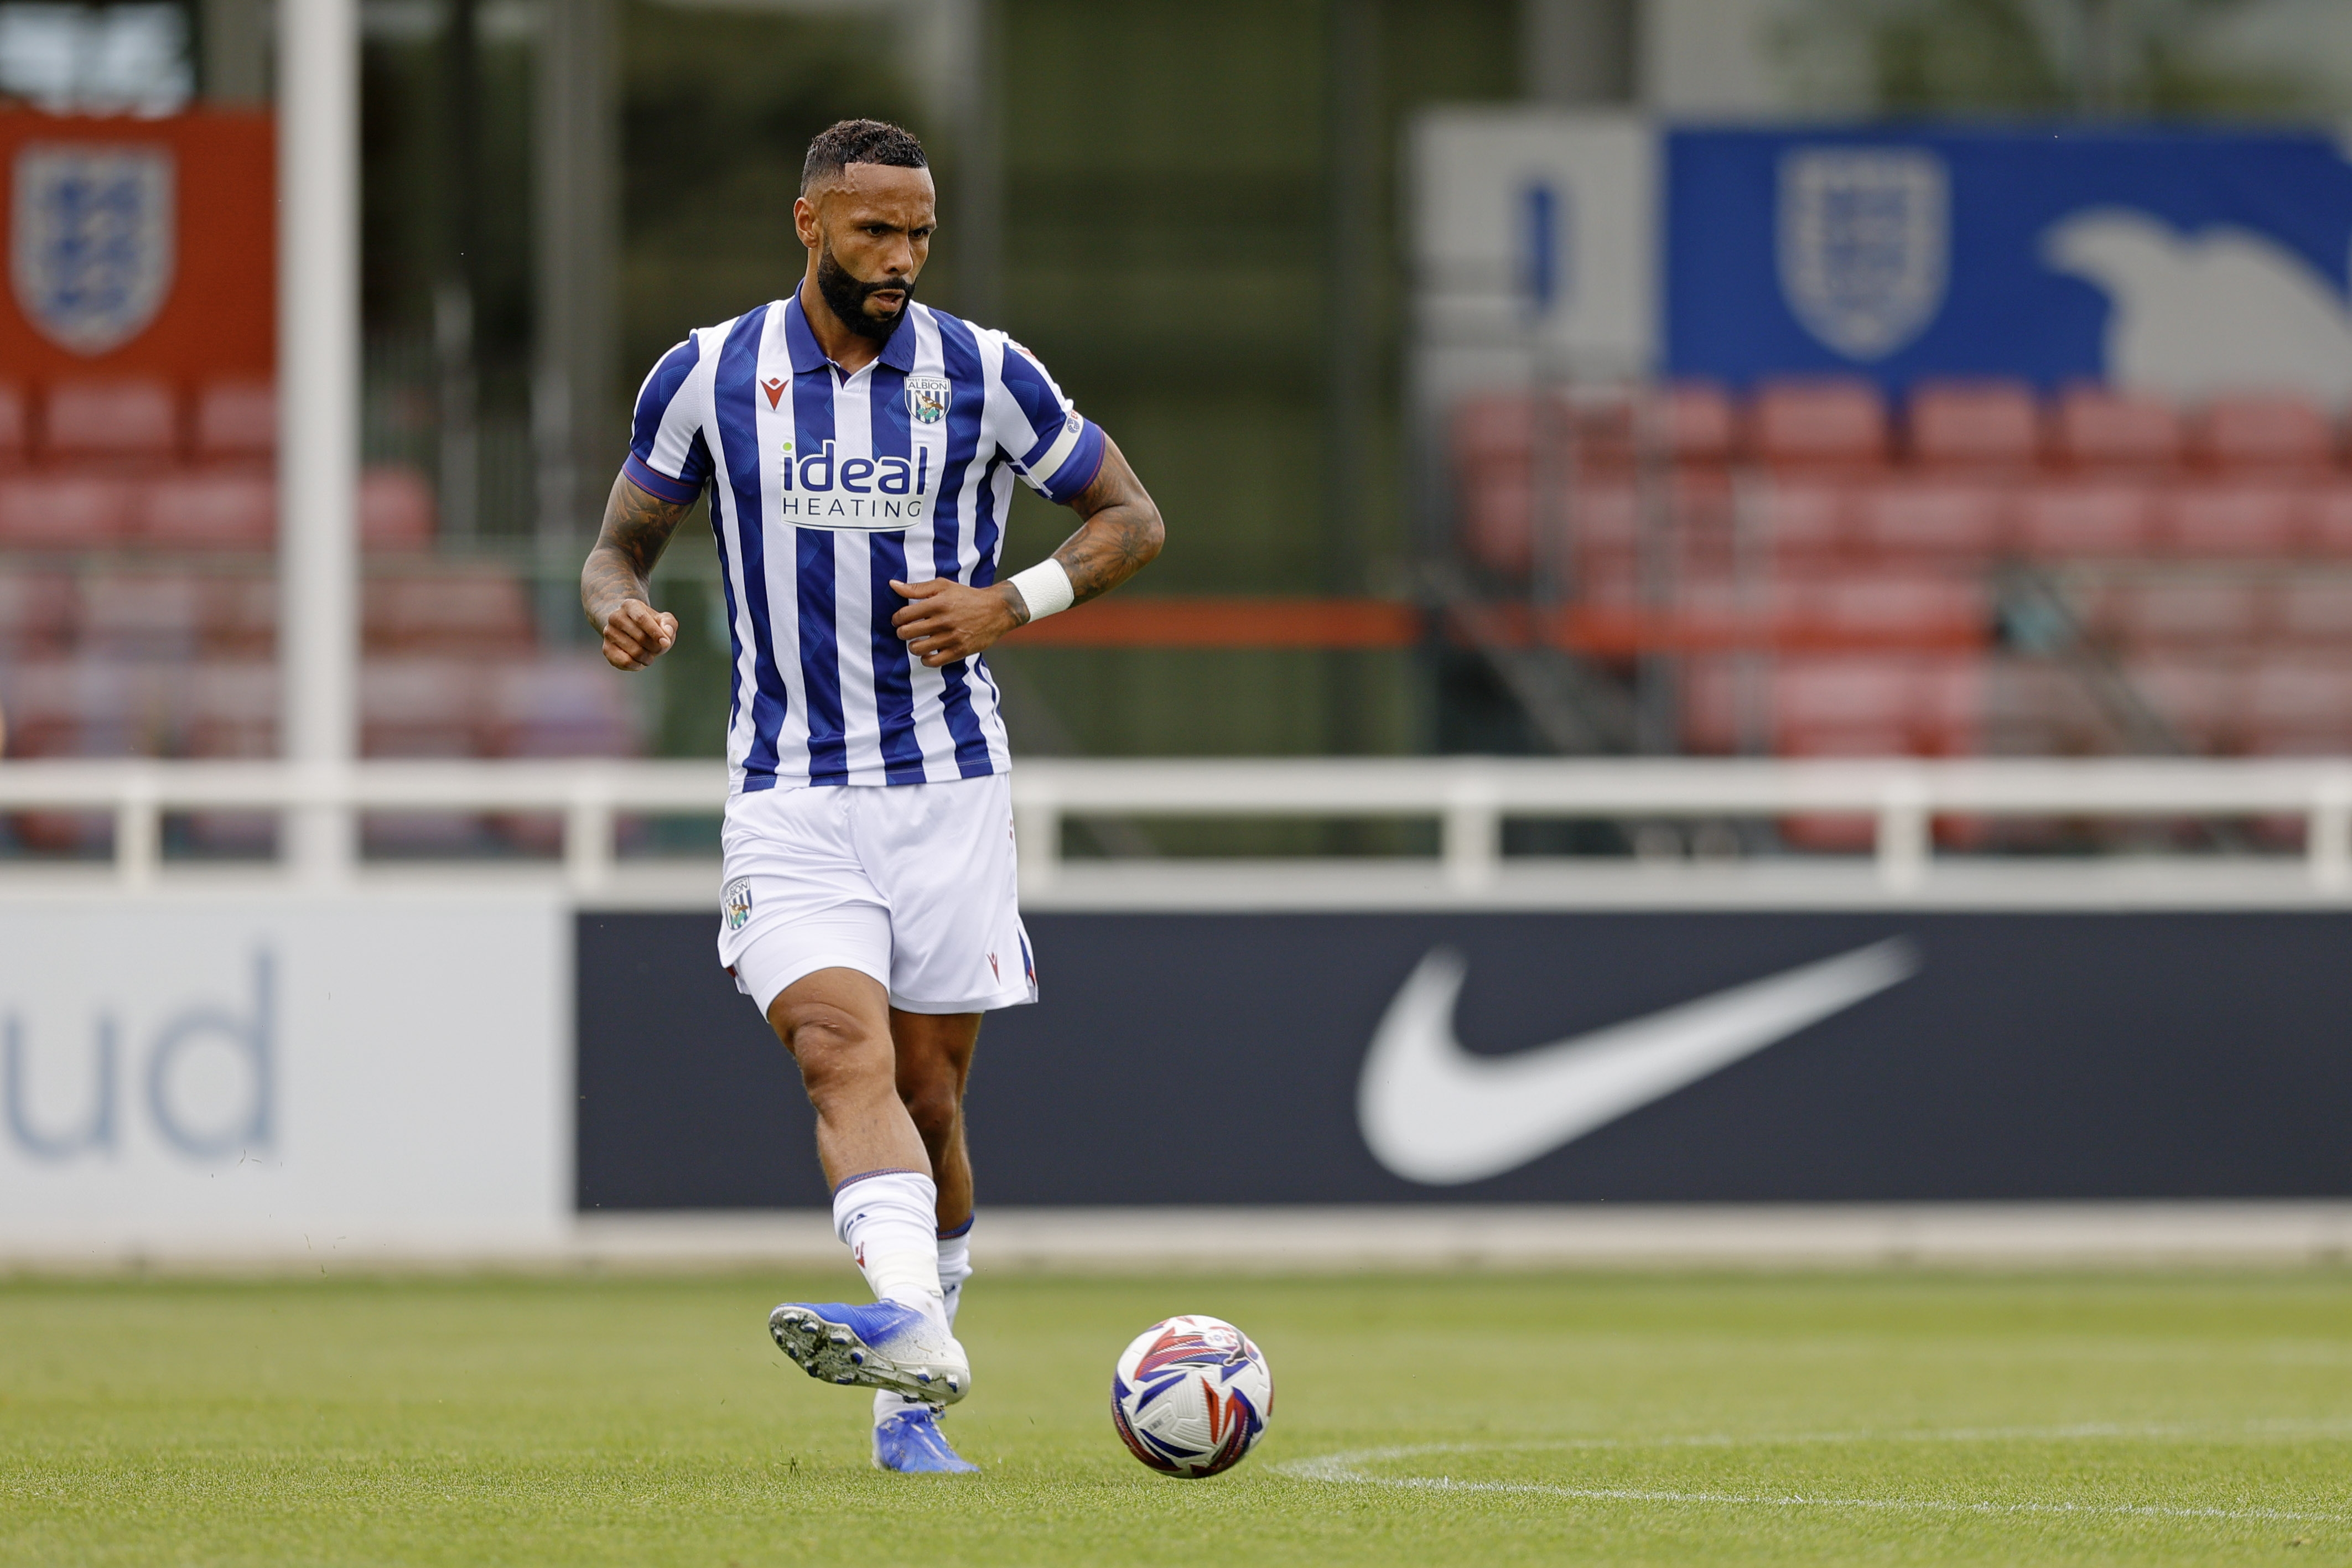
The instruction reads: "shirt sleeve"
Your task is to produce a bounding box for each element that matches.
[994,337,1108,505]
[622,335,713,505]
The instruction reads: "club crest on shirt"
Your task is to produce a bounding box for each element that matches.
[905,373,951,425]
[722,876,753,932]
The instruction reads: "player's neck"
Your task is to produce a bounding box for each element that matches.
[797,275,890,376]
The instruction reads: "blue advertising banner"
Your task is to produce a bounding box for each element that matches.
[1664,126,2352,399]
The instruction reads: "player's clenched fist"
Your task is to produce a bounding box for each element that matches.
[890,576,1020,667]
[601,598,679,671]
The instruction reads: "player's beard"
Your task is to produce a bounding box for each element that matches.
[816,241,915,342]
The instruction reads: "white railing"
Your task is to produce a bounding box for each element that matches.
[1,756,2350,895]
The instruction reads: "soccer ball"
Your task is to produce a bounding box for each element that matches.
[1109,1314,1272,1478]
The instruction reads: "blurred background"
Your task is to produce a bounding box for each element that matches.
[9,0,2352,1251]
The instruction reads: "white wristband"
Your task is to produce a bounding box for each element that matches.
[1006,558,1075,621]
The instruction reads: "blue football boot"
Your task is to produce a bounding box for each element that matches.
[768,1299,970,1405]
[873,1404,980,1473]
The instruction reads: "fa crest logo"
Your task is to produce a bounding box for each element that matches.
[1778,147,1948,361]
[905,374,952,425]
[11,143,176,355]
[721,876,754,933]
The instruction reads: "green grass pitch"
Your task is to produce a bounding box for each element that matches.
[5,1266,2350,1565]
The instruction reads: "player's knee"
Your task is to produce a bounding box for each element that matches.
[778,1005,891,1100]
[899,1078,962,1143]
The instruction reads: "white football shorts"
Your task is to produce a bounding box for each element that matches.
[717,772,1038,1018]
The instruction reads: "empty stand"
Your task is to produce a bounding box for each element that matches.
[42,380,179,468]
[2160,482,2307,555]
[364,568,534,653]
[2014,481,2154,558]
[486,656,641,758]
[0,383,25,466]
[1908,381,2039,469]
[361,465,437,552]
[0,571,77,656]
[361,658,485,757]
[1851,478,2008,559]
[2276,576,2352,642]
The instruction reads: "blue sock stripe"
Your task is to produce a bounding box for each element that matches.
[937,1214,974,1240]
[832,1167,926,1195]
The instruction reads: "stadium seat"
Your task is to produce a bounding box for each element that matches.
[184,660,279,758]
[41,379,179,468]
[2304,484,2352,557]
[2105,577,2266,647]
[0,382,25,466]
[485,655,641,757]
[2276,577,2352,642]
[1754,479,1851,560]
[0,570,78,656]
[0,475,137,548]
[1658,382,1738,466]
[1850,479,2009,559]
[363,567,534,653]
[2159,483,2307,556]
[2014,481,2154,558]
[2244,657,2352,752]
[2193,394,2335,473]
[200,573,278,655]
[1794,572,1988,647]
[137,473,275,551]
[1748,378,1888,468]
[2129,658,2241,750]
[361,658,487,756]
[192,379,276,465]
[1907,380,2040,469]
[2051,387,2182,471]
[80,575,214,659]
[361,465,437,552]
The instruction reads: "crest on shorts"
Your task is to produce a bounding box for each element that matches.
[1778,147,1948,361]
[11,143,176,355]
[722,876,754,932]
[905,373,952,425]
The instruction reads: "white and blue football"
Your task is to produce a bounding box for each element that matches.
[1109,1314,1272,1477]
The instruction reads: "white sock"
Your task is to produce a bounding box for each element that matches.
[938,1215,973,1330]
[874,1216,975,1427]
[832,1170,946,1327]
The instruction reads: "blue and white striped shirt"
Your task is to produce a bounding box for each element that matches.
[625,294,1106,792]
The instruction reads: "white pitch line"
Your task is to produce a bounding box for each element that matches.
[1278,1427,2352,1525]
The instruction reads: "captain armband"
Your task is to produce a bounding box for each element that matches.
[1006,558,1076,622]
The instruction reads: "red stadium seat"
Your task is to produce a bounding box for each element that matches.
[2106,577,2266,648]
[1658,382,1737,466]
[81,575,214,658]
[185,660,279,758]
[2014,481,2154,558]
[1748,378,1888,469]
[2276,577,2352,642]
[364,568,534,653]
[2129,658,2242,750]
[2158,483,2307,557]
[485,655,641,757]
[0,474,137,548]
[361,658,487,757]
[0,382,25,466]
[2193,394,2335,473]
[192,380,275,465]
[1850,479,2008,560]
[2306,484,2352,557]
[1794,572,1988,647]
[2244,657,2352,752]
[360,465,437,552]
[1907,380,2040,469]
[200,574,277,655]
[2051,387,2182,471]
[41,379,179,468]
[138,473,275,551]
[0,570,78,656]
[1754,479,1850,560]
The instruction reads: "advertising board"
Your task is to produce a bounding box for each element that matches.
[579,910,2352,1209]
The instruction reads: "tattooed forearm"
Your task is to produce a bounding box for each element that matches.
[581,471,694,631]
[1038,434,1162,612]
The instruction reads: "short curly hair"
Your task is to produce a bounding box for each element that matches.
[801,119,928,196]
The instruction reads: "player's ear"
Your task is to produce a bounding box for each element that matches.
[792,194,821,249]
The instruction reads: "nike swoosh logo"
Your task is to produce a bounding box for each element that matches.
[1357,938,1920,1185]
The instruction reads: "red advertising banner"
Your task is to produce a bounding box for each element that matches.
[0,109,273,387]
